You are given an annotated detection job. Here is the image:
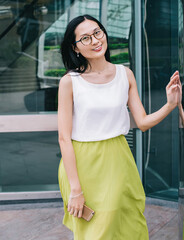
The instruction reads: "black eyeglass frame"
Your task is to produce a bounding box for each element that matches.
[74,28,105,45]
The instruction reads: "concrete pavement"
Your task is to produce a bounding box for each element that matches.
[0,198,178,240]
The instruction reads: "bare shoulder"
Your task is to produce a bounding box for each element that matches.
[124,66,136,87]
[124,66,134,79]
[59,72,72,86]
[58,72,73,94]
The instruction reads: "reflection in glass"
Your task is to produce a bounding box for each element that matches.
[0,132,60,192]
[0,1,64,114]
[0,0,132,114]
[0,0,135,194]
[16,4,39,51]
[143,0,179,201]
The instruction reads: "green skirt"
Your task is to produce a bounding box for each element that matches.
[58,134,149,240]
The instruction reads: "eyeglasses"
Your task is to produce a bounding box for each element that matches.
[75,28,104,46]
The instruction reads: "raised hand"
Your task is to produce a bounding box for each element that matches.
[166,71,181,109]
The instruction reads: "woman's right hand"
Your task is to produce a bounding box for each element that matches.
[166,71,181,109]
[67,191,85,218]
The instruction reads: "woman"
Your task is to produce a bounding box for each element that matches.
[58,15,181,240]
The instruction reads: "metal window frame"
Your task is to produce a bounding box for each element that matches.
[134,0,143,181]
[0,114,58,133]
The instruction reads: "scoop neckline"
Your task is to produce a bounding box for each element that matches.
[78,64,118,86]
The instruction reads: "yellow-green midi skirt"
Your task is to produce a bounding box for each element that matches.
[58,134,149,240]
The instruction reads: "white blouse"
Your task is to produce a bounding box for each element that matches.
[69,64,130,142]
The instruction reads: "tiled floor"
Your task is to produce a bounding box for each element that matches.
[0,199,179,240]
[145,204,178,239]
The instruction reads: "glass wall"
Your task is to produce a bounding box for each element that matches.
[0,0,135,196]
[0,1,65,113]
[142,0,180,201]
[0,0,66,194]
[0,132,60,192]
[0,0,181,201]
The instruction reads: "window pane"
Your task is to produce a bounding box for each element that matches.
[142,0,179,201]
[0,1,64,114]
[0,132,60,192]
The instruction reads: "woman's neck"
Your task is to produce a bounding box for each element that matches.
[86,57,111,74]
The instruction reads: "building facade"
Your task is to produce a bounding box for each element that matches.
[0,0,183,205]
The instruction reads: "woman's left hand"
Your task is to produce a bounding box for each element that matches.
[166,71,181,109]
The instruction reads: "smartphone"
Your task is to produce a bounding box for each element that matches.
[82,204,95,221]
[66,204,95,222]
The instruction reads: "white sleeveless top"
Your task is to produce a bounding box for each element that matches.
[70,64,130,142]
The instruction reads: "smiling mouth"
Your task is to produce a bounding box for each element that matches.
[93,45,102,51]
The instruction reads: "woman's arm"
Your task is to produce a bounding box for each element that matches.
[58,74,85,218]
[125,67,181,132]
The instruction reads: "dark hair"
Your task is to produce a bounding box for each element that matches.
[60,14,111,74]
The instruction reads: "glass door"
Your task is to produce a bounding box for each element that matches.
[0,0,64,199]
[142,0,180,201]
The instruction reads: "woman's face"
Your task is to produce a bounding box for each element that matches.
[74,19,107,60]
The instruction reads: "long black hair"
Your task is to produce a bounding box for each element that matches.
[60,15,111,74]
